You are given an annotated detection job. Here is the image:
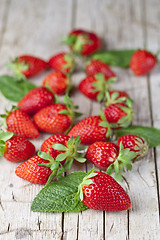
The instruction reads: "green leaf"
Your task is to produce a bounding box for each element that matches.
[114,125,160,148]
[90,49,137,68]
[31,171,88,212]
[59,110,70,115]
[56,152,69,162]
[51,143,68,151]
[74,157,86,163]
[0,131,14,141]
[0,75,36,102]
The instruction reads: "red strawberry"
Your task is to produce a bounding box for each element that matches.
[42,71,70,95]
[64,29,101,56]
[68,112,111,145]
[3,107,39,139]
[118,134,148,161]
[86,59,116,79]
[76,170,131,211]
[48,52,75,75]
[0,130,35,162]
[104,98,134,129]
[15,155,52,184]
[78,73,117,102]
[17,87,54,116]
[130,49,157,76]
[33,95,81,134]
[105,90,130,106]
[8,55,47,79]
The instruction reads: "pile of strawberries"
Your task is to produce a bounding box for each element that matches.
[0,29,157,212]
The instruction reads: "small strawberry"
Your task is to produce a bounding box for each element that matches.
[104,98,134,129]
[17,87,54,116]
[64,29,101,56]
[0,130,35,162]
[68,110,112,145]
[118,134,148,161]
[85,59,116,79]
[1,107,39,139]
[130,49,157,76]
[48,52,75,75]
[33,95,82,134]
[86,141,137,180]
[78,73,117,102]
[7,55,47,79]
[75,170,131,211]
[42,71,70,95]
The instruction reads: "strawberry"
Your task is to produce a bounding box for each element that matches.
[8,55,47,79]
[1,107,39,139]
[106,90,129,105]
[76,170,131,211]
[104,98,134,129]
[33,95,81,134]
[118,134,148,161]
[130,49,157,76]
[86,141,137,180]
[78,73,117,102]
[0,130,35,162]
[48,52,75,75]
[17,87,54,116]
[42,71,70,95]
[15,155,53,184]
[85,59,116,79]
[64,29,101,56]
[68,111,111,145]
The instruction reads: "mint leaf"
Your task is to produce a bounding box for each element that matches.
[31,171,88,213]
[90,49,137,68]
[114,125,160,148]
[0,75,36,102]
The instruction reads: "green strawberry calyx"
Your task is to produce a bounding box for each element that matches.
[7,58,29,80]
[99,109,112,138]
[74,167,98,202]
[52,135,87,172]
[59,95,82,134]
[105,91,128,106]
[0,130,14,156]
[132,136,148,161]
[63,53,75,74]
[92,73,117,102]
[106,142,137,181]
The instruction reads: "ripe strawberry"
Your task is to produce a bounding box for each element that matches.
[15,155,53,184]
[130,49,157,76]
[86,59,116,79]
[8,55,47,79]
[17,87,54,116]
[2,107,39,139]
[104,98,134,129]
[76,170,131,211]
[118,134,148,161]
[78,73,117,102]
[0,130,35,162]
[42,71,70,95]
[64,29,101,56]
[68,111,111,145]
[33,95,81,134]
[48,52,75,75]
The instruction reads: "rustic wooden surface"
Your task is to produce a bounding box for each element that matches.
[0,0,160,239]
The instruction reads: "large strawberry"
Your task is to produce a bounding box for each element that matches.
[104,98,134,129]
[17,87,54,116]
[118,134,148,161]
[33,95,81,134]
[1,107,39,139]
[86,141,137,180]
[48,52,75,75]
[76,170,131,211]
[64,29,101,56]
[42,71,70,95]
[130,49,157,76]
[85,59,116,79]
[78,73,117,102]
[0,130,35,162]
[68,111,111,145]
[7,55,47,79]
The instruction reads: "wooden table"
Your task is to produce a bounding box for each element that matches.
[0,0,160,239]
